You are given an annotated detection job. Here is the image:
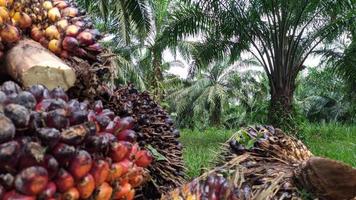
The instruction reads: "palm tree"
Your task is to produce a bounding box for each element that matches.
[163,0,355,131]
[168,59,247,127]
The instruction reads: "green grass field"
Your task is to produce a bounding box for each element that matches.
[180,123,356,179]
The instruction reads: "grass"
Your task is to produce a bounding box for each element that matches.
[180,123,356,179]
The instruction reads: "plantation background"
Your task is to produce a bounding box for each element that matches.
[77,0,356,177]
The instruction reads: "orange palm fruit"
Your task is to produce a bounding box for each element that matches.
[54,169,74,193]
[94,182,112,200]
[129,175,144,188]
[17,13,32,29]
[31,27,44,42]
[62,7,78,17]
[65,25,79,37]
[69,150,93,180]
[0,24,20,43]
[77,174,95,199]
[54,1,68,9]
[90,159,110,187]
[56,19,68,31]
[112,183,132,200]
[63,187,80,200]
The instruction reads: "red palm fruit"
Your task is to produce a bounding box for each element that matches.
[62,36,79,51]
[60,50,69,59]
[39,182,56,199]
[14,166,48,195]
[129,175,144,188]
[31,27,44,42]
[117,129,137,142]
[86,43,103,53]
[94,100,103,113]
[134,150,153,168]
[65,25,80,37]
[69,150,93,180]
[39,37,49,48]
[110,141,130,162]
[55,169,74,192]
[94,182,112,200]
[77,31,94,46]
[3,190,36,200]
[0,25,20,43]
[41,155,59,179]
[112,183,132,200]
[52,143,76,165]
[77,174,95,199]
[129,143,139,159]
[0,141,20,173]
[62,7,78,17]
[108,160,132,182]
[63,187,79,200]
[126,189,135,200]
[90,159,109,187]
[0,115,15,143]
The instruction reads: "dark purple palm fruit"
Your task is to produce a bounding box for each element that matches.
[15,91,37,110]
[0,115,16,143]
[37,128,61,149]
[0,141,20,173]
[50,87,69,102]
[0,81,22,95]
[28,84,46,102]
[4,104,30,128]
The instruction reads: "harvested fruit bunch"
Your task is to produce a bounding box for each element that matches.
[0,81,152,200]
[0,0,103,60]
[163,126,356,200]
[90,85,185,199]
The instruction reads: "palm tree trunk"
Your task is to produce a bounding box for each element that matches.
[151,48,164,100]
[210,97,221,126]
[268,79,296,132]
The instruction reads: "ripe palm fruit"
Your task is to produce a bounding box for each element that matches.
[55,169,74,193]
[42,1,53,10]
[77,174,95,199]
[15,12,32,29]
[3,190,36,200]
[63,187,80,200]
[14,166,48,195]
[65,25,79,37]
[94,182,112,200]
[69,150,92,180]
[90,159,109,187]
[0,24,20,43]
[135,150,153,168]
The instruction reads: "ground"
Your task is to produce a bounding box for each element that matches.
[180,123,356,178]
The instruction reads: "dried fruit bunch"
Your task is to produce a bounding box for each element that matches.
[0,81,153,200]
[0,0,102,60]
[163,126,313,200]
[92,85,185,199]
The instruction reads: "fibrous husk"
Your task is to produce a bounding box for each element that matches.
[163,125,355,200]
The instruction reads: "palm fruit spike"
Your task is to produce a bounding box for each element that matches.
[0,81,152,199]
[89,84,186,199]
[163,126,356,200]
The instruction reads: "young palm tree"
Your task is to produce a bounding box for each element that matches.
[163,0,355,131]
[168,59,247,127]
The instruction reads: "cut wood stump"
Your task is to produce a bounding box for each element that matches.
[5,39,76,90]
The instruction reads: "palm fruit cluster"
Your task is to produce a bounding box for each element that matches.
[163,126,313,200]
[88,84,186,199]
[0,0,102,60]
[0,81,153,199]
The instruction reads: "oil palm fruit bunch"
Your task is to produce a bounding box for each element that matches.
[163,126,356,200]
[0,0,103,60]
[0,81,153,199]
[92,84,186,199]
